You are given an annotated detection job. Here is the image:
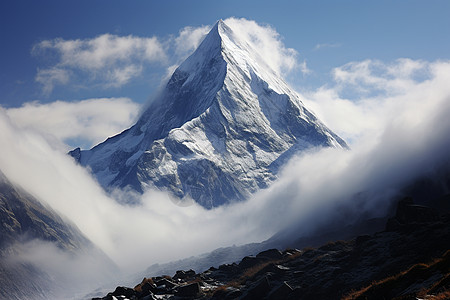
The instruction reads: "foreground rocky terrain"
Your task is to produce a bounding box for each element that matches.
[94,197,450,299]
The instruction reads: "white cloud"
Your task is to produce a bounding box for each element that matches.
[105,65,143,87]
[251,59,450,237]
[332,58,429,96]
[224,17,299,75]
[33,34,167,93]
[5,98,140,149]
[303,59,442,144]
[174,25,211,57]
[299,59,312,75]
[35,67,70,96]
[8,239,117,299]
[34,34,166,70]
[2,59,449,274]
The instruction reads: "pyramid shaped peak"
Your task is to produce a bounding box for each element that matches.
[74,19,349,208]
[176,20,228,73]
[201,19,233,45]
[213,19,228,30]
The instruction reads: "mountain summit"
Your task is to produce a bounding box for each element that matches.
[71,20,348,208]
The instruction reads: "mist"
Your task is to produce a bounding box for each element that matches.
[0,59,449,298]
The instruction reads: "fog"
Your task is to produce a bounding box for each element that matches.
[1,57,450,298]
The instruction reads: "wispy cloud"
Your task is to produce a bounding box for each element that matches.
[32,19,305,95]
[174,25,211,57]
[32,34,167,94]
[303,59,442,143]
[35,67,70,96]
[5,97,140,149]
[224,18,299,75]
[299,59,312,75]
[2,58,450,277]
[332,58,428,96]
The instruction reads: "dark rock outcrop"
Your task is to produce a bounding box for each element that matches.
[95,198,449,300]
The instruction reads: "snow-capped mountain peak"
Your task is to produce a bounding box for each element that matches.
[71,20,348,208]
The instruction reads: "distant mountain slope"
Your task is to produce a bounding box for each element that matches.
[0,170,89,253]
[72,20,347,208]
[0,170,115,299]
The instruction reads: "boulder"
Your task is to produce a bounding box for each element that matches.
[174,269,196,281]
[111,286,136,298]
[256,249,283,260]
[175,282,201,297]
[241,276,271,300]
[155,278,177,289]
[239,256,266,270]
[174,270,187,280]
[138,281,157,298]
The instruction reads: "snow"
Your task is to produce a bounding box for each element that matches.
[74,20,348,207]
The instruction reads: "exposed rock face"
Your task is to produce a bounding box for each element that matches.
[0,170,115,299]
[0,170,89,253]
[72,20,347,208]
[95,200,450,300]
[386,197,440,231]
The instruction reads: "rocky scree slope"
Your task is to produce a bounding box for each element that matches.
[71,20,347,208]
[94,198,450,300]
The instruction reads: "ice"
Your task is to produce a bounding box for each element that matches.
[73,20,348,207]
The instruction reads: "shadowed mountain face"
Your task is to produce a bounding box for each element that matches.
[0,170,116,299]
[0,171,89,253]
[72,20,347,208]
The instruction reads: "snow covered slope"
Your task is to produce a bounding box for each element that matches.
[71,20,348,208]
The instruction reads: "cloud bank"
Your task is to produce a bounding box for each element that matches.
[33,34,167,94]
[5,97,140,149]
[2,58,449,272]
[224,18,299,75]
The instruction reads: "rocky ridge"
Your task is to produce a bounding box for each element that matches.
[93,198,450,300]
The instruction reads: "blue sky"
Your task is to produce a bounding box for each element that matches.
[1,0,450,108]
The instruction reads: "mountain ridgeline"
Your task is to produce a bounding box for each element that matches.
[0,170,113,299]
[71,20,348,208]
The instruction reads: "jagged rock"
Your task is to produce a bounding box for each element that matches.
[386,197,440,231]
[94,205,450,300]
[241,276,271,300]
[174,270,187,281]
[211,287,242,299]
[218,263,239,273]
[174,269,196,281]
[137,282,157,298]
[175,282,201,297]
[155,277,178,291]
[140,294,157,300]
[111,286,136,298]
[267,281,293,300]
[239,256,266,270]
[395,198,439,223]
[256,249,283,260]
